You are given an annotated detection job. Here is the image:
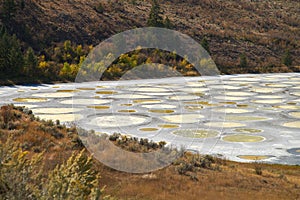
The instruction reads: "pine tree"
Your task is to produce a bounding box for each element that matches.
[200,37,210,54]
[24,48,38,77]
[0,0,17,21]
[282,49,292,66]
[0,31,24,76]
[147,0,164,27]
[164,16,173,29]
[239,53,248,68]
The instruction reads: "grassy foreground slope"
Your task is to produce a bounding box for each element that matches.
[0,105,300,199]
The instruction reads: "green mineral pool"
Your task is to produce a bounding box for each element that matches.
[238,155,271,160]
[204,122,246,128]
[13,98,48,103]
[222,134,265,142]
[234,128,263,133]
[161,114,204,124]
[139,128,159,132]
[172,129,219,138]
[282,121,300,128]
[224,116,270,121]
[158,124,180,128]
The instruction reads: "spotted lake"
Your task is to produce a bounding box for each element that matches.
[1,73,300,165]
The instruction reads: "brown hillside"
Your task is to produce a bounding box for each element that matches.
[1,105,300,199]
[5,0,300,71]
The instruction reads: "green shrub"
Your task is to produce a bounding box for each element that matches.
[40,149,102,200]
[0,139,104,200]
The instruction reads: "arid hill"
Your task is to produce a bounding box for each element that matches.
[1,105,300,199]
[3,0,300,72]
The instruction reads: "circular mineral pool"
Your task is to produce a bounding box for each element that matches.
[184,105,203,111]
[184,101,220,106]
[77,88,96,90]
[224,81,250,85]
[57,90,79,93]
[139,128,159,132]
[289,77,300,81]
[172,129,219,138]
[225,92,255,96]
[234,128,263,133]
[282,121,300,128]
[186,82,206,87]
[291,92,300,97]
[32,92,74,98]
[118,110,137,113]
[252,99,283,104]
[265,84,291,88]
[266,74,291,78]
[161,114,204,124]
[140,92,173,96]
[96,86,110,88]
[204,122,246,128]
[61,99,112,105]
[237,104,249,108]
[158,124,180,128]
[13,98,49,103]
[287,148,300,155]
[220,102,237,105]
[87,106,110,110]
[229,77,260,82]
[250,87,283,93]
[256,95,284,99]
[32,107,83,114]
[168,95,199,101]
[238,155,271,160]
[213,108,252,114]
[112,94,152,99]
[120,104,133,107]
[141,104,177,109]
[96,91,118,95]
[35,114,83,122]
[209,85,242,90]
[289,112,300,118]
[89,115,151,128]
[126,87,170,92]
[222,134,265,142]
[133,99,162,104]
[179,88,209,93]
[214,96,249,101]
[274,105,300,110]
[149,109,175,114]
[224,116,269,121]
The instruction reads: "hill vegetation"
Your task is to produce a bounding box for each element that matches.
[0,0,299,84]
[0,105,300,199]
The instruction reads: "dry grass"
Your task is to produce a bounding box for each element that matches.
[98,160,300,200]
[1,105,300,199]
[7,0,300,73]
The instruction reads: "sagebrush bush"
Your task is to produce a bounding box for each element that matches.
[0,138,104,200]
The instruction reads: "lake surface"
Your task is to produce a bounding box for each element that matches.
[1,73,300,165]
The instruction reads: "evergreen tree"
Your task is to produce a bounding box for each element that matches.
[0,0,16,21]
[239,53,248,68]
[147,0,164,27]
[164,16,173,29]
[282,49,292,66]
[24,48,38,77]
[0,30,24,76]
[200,37,210,54]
